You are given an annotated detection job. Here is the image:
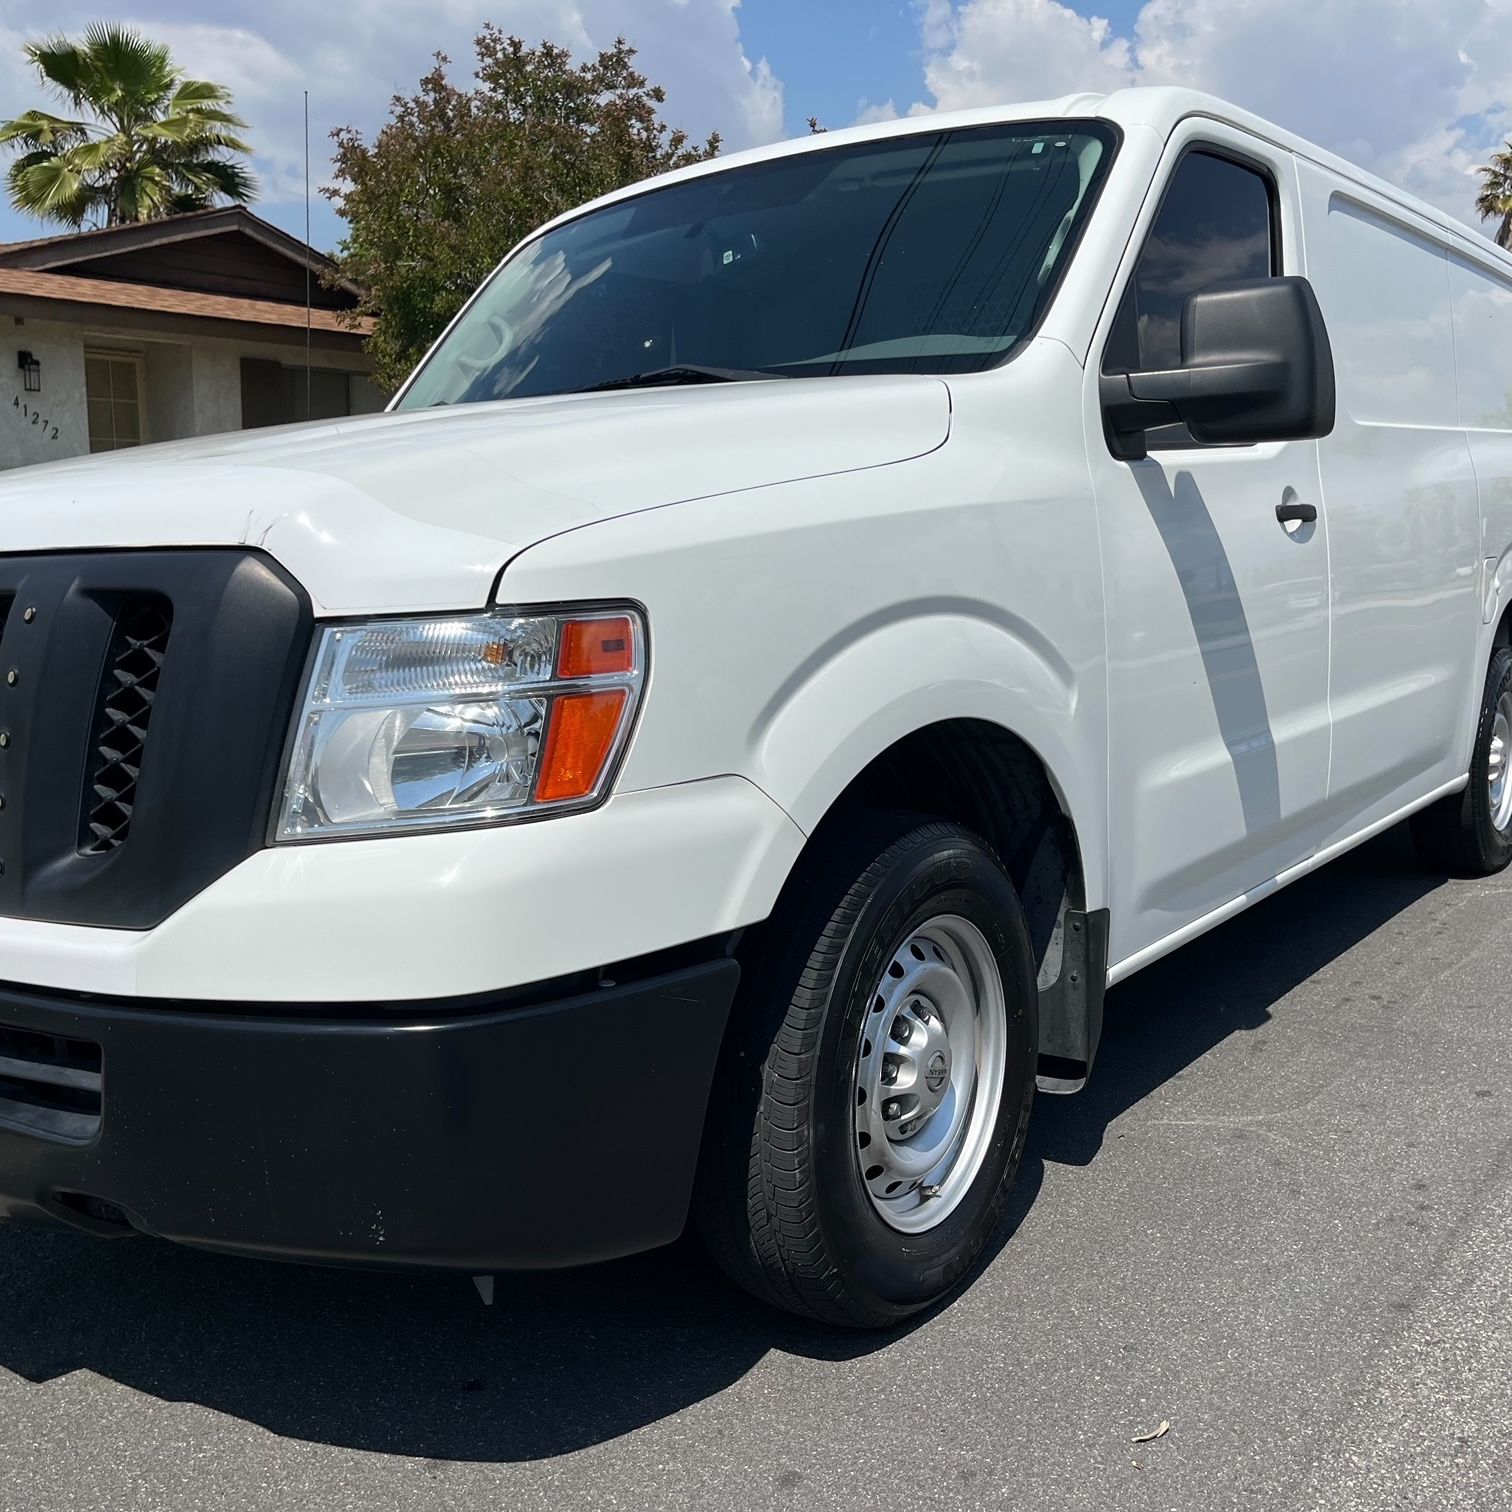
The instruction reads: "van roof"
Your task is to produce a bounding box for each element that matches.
[540,85,1510,277]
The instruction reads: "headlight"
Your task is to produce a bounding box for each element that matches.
[276,606,645,839]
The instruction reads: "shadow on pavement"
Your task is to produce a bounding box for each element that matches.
[1030,825,1446,1172]
[0,830,1447,1462]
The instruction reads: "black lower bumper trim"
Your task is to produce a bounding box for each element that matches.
[0,958,739,1271]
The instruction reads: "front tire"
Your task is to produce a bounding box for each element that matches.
[1411,646,1512,876]
[695,812,1038,1327]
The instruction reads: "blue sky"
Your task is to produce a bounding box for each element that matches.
[740,2,928,132]
[743,0,1143,133]
[1,1,1508,252]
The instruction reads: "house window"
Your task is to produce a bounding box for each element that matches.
[85,352,145,452]
[240,358,384,428]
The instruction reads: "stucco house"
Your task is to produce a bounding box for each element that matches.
[0,206,379,472]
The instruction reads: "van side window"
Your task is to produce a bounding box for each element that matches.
[1104,151,1277,376]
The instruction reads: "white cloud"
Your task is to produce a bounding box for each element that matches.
[916,0,1512,232]
[0,23,33,128]
[919,0,957,53]
[129,20,309,203]
[0,2,786,243]
[924,0,1132,108]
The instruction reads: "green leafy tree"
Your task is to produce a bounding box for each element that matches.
[0,22,256,229]
[1477,142,1512,250]
[327,29,721,392]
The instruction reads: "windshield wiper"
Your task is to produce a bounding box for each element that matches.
[571,364,786,394]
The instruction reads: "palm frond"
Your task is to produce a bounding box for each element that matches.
[22,36,96,107]
[0,109,91,149]
[5,148,53,176]
[114,160,178,222]
[4,24,256,225]
[1476,143,1512,231]
[170,155,257,204]
[9,153,96,225]
[79,23,177,122]
[65,133,130,173]
[169,104,248,131]
[137,116,251,154]
[169,78,239,113]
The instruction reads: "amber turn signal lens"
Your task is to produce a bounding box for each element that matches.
[556,615,635,679]
[535,689,629,803]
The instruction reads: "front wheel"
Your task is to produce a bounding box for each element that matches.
[1411,646,1512,876]
[695,813,1038,1327]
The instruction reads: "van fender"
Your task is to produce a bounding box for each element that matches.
[750,605,1106,913]
[749,606,1109,1085]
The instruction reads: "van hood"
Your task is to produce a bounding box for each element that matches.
[0,377,951,614]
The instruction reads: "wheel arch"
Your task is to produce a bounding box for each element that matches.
[740,716,1108,1089]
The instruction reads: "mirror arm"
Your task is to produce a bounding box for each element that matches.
[1098,371,1178,463]
[1100,356,1294,461]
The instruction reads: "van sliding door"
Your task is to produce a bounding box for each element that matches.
[1296,160,1479,839]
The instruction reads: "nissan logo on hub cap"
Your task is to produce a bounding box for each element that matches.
[925,1050,949,1094]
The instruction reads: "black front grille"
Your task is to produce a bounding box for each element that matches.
[0,1024,102,1143]
[80,596,173,854]
[0,550,311,930]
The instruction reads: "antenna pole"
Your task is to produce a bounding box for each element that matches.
[304,89,312,421]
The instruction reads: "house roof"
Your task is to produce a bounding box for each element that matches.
[0,206,363,309]
[0,264,372,349]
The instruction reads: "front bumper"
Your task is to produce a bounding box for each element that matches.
[0,775,804,1003]
[0,957,738,1270]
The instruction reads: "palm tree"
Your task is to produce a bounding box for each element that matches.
[1477,142,1512,250]
[0,23,256,229]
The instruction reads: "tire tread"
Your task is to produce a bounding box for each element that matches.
[696,810,1030,1328]
[1411,647,1512,877]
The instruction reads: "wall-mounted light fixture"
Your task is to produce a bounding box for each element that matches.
[17,351,39,393]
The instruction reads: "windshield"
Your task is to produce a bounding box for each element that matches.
[396,120,1117,410]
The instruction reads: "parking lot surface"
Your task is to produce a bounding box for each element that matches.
[2,827,1509,1511]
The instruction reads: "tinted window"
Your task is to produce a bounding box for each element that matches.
[1105,151,1276,375]
[398,123,1117,409]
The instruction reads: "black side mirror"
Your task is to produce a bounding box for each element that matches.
[1101,276,1335,462]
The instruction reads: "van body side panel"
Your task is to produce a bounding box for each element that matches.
[1449,253,1512,722]
[1297,162,1481,837]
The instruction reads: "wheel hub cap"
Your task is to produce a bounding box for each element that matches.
[853,915,1008,1235]
[1490,696,1512,833]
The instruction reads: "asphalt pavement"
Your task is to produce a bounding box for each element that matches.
[2,825,1509,1511]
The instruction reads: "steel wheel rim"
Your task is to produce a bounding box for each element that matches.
[852,914,1007,1235]
[1490,694,1512,833]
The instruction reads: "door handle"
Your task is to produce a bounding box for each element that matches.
[1276,500,1318,527]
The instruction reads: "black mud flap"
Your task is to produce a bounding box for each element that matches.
[1035,907,1110,1095]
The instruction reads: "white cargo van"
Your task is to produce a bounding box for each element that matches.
[0,87,1508,1326]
